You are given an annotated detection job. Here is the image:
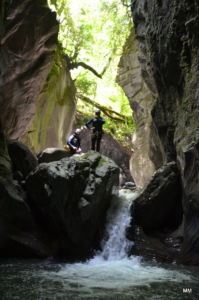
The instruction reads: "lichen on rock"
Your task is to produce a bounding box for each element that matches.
[23,48,77,151]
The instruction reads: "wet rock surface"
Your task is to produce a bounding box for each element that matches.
[128,225,183,264]
[0,136,119,258]
[128,163,183,263]
[131,0,199,265]
[0,122,50,257]
[25,151,119,257]
[131,162,183,233]
[37,147,72,163]
[7,139,38,178]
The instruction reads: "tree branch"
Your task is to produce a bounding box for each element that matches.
[64,54,102,78]
[69,43,82,61]
[68,62,102,78]
[100,57,112,77]
[120,0,131,8]
[76,93,130,123]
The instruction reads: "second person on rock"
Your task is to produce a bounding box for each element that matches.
[86,109,105,152]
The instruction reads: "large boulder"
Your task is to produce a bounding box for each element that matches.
[7,139,38,178]
[0,138,119,258]
[0,121,50,257]
[26,151,119,257]
[127,162,184,263]
[0,177,52,258]
[130,162,183,233]
[37,147,72,163]
[75,126,133,182]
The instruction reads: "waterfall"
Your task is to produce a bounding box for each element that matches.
[100,192,134,261]
[29,190,193,300]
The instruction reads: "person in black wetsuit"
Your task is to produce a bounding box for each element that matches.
[86,109,105,152]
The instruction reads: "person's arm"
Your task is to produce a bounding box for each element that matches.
[99,117,105,124]
[67,135,76,149]
[86,118,93,129]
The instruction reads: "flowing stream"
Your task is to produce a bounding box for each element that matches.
[1,190,199,300]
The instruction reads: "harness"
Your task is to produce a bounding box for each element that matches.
[91,118,104,139]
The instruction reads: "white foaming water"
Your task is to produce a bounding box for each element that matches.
[1,191,198,300]
[38,191,192,298]
[100,190,135,261]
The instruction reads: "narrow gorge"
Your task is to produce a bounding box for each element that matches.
[1,0,199,299]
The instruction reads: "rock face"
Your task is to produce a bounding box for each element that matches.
[0,121,50,258]
[131,0,199,265]
[76,127,133,182]
[1,0,76,154]
[128,225,183,264]
[117,28,164,186]
[131,162,183,233]
[37,147,72,163]
[128,163,183,263]
[7,139,38,178]
[0,0,59,139]
[26,151,119,257]
[22,51,77,151]
[0,132,119,258]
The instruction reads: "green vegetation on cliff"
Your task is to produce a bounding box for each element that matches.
[25,47,76,151]
[47,0,135,147]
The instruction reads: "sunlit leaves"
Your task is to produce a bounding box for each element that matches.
[75,73,97,96]
[48,0,135,146]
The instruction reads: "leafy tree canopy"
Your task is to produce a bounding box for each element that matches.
[47,0,135,146]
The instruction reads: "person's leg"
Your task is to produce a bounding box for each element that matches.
[96,135,102,152]
[91,135,96,150]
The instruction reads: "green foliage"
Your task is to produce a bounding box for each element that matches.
[48,0,135,147]
[75,73,97,96]
[76,100,136,148]
[46,44,64,86]
[103,118,136,147]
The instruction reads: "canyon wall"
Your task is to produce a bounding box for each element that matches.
[0,0,76,152]
[131,0,199,264]
[0,0,58,139]
[22,50,76,152]
[117,28,164,186]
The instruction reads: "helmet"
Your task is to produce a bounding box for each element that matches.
[75,128,81,134]
[95,109,101,115]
